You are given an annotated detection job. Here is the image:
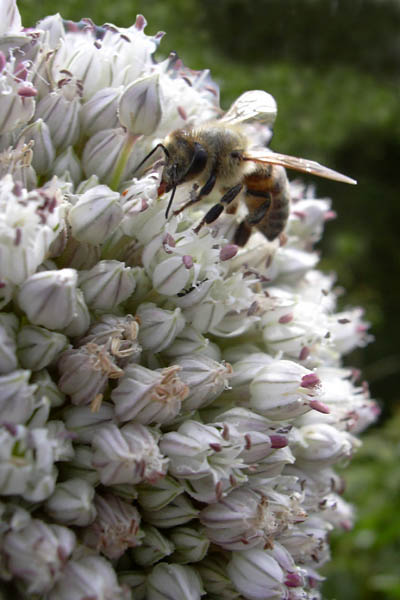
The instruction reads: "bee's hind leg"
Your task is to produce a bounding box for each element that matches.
[193,183,243,234]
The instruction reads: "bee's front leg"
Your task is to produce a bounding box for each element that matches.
[193,183,243,234]
[173,168,217,216]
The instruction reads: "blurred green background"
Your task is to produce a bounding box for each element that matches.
[18,0,400,597]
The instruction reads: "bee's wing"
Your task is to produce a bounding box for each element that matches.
[221,90,278,126]
[244,149,357,185]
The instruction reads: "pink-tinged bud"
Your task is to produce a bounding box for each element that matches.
[220,244,238,261]
[0,51,6,71]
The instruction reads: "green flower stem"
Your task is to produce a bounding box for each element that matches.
[110,133,140,191]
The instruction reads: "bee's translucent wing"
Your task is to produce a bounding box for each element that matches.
[221,90,278,127]
[244,149,357,185]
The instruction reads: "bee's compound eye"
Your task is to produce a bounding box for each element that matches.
[230,151,242,160]
[185,142,208,178]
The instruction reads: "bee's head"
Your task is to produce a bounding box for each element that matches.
[135,129,208,218]
[161,130,208,192]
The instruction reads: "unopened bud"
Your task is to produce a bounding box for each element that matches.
[118,74,162,135]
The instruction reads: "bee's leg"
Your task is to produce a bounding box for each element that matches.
[173,168,218,216]
[193,183,243,234]
[245,197,271,225]
[233,197,271,246]
[233,220,252,246]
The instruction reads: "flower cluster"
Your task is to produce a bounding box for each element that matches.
[0,2,378,599]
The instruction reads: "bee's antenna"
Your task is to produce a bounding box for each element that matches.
[135,143,170,172]
[165,186,177,219]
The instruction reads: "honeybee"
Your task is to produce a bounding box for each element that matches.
[137,91,356,246]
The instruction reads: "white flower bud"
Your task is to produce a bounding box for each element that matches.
[295,423,359,466]
[173,354,232,411]
[227,548,286,600]
[58,235,101,270]
[17,324,69,370]
[112,364,189,425]
[62,288,91,338]
[61,444,99,487]
[137,302,185,352]
[0,312,18,374]
[92,423,168,486]
[17,268,78,330]
[81,86,123,135]
[82,127,139,184]
[58,344,122,406]
[140,492,198,529]
[0,369,40,424]
[250,359,329,420]
[52,146,82,187]
[17,118,55,175]
[146,563,205,600]
[2,519,76,595]
[47,555,126,600]
[162,325,210,358]
[63,402,115,443]
[79,260,136,310]
[131,525,174,567]
[35,86,81,152]
[68,185,123,245]
[137,475,184,512]
[44,478,96,526]
[118,74,162,135]
[83,493,143,559]
[169,525,210,564]
[32,368,66,408]
[118,571,146,600]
